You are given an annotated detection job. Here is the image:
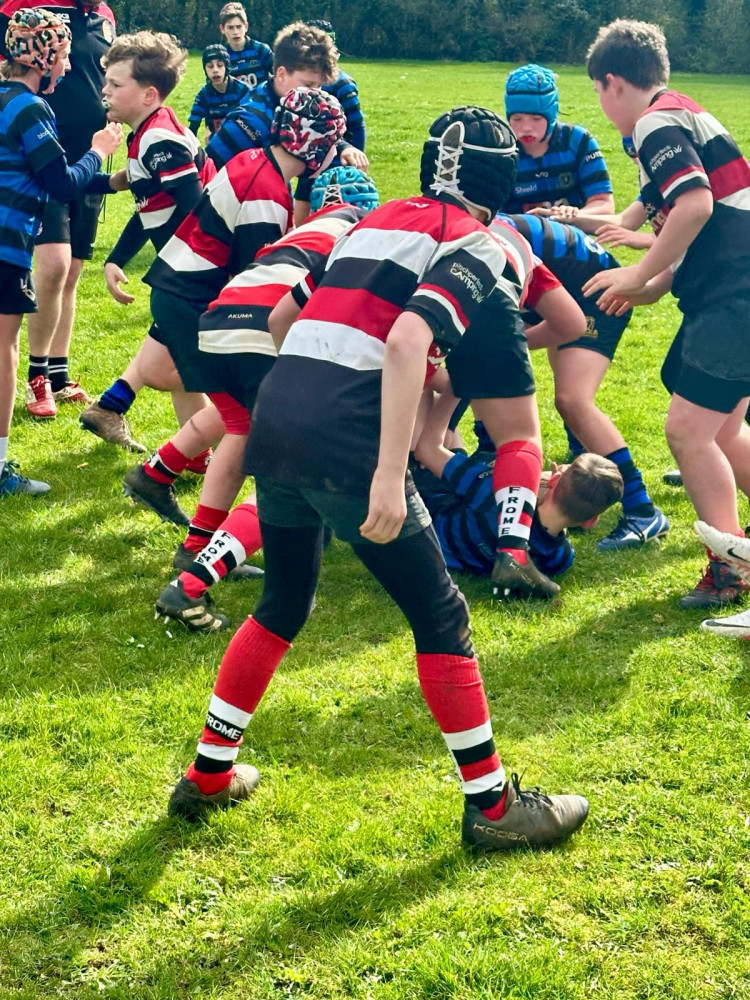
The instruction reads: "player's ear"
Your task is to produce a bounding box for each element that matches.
[580,514,599,529]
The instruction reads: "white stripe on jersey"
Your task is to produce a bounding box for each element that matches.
[140,205,175,229]
[163,164,200,183]
[328,226,439,276]
[206,170,241,231]
[281,318,386,370]
[236,198,293,232]
[222,261,307,292]
[199,326,276,356]
[416,287,467,335]
[635,106,727,148]
[159,235,221,272]
[442,719,494,751]
[662,167,708,202]
[208,694,252,729]
[719,188,750,210]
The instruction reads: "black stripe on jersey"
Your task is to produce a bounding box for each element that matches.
[700,132,747,173]
[452,739,497,767]
[229,221,289,275]
[0,223,30,253]
[324,256,418,305]
[200,302,272,331]
[193,195,233,247]
[0,185,43,217]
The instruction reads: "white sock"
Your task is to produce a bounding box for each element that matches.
[0,436,8,477]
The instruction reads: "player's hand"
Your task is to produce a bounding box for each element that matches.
[108,168,129,192]
[525,206,552,217]
[359,468,407,544]
[104,262,134,305]
[549,204,580,220]
[583,264,646,310]
[340,147,369,170]
[91,122,123,159]
[595,224,653,250]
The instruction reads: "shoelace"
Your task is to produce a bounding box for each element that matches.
[610,515,647,544]
[1,460,29,485]
[510,772,553,809]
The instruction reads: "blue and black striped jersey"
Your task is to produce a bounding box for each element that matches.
[205,79,277,170]
[0,82,65,269]
[226,38,273,89]
[504,123,613,214]
[427,453,573,578]
[498,213,616,309]
[189,77,254,136]
[324,70,365,150]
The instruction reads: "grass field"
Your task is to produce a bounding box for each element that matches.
[2,58,750,999]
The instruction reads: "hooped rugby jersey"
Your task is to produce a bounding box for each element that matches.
[199,203,366,358]
[145,147,292,307]
[206,79,277,169]
[0,81,66,268]
[245,196,526,493]
[425,453,574,577]
[127,107,205,242]
[226,38,273,89]
[188,77,254,137]
[633,90,750,312]
[497,213,619,311]
[0,0,115,160]
[324,70,365,150]
[504,123,613,214]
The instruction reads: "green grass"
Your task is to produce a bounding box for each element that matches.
[2,58,750,999]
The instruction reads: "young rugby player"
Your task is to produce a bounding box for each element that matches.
[0,8,121,495]
[503,63,614,218]
[500,213,668,550]
[188,44,252,138]
[79,31,212,453]
[206,21,367,177]
[121,88,346,527]
[166,106,590,852]
[217,1,272,89]
[584,19,750,609]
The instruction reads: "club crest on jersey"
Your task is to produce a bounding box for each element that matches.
[405,200,431,209]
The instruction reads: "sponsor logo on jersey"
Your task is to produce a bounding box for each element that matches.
[149,150,172,168]
[450,262,484,302]
[649,144,683,173]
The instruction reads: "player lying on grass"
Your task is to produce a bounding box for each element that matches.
[166,105,590,852]
[79,31,213,454]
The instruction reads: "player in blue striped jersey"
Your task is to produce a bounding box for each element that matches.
[0,9,122,495]
[218,2,272,89]
[503,64,614,218]
[188,44,253,139]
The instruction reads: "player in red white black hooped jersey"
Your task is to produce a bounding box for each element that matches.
[167,106,590,853]
[585,19,750,610]
[146,201,372,613]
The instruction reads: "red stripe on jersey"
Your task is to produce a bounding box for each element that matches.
[178,215,230,268]
[708,157,750,201]
[360,196,479,240]
[301,286,400,340]
[524,262,560,308]
[648,91,704,116]
[660,162,707,195]
[420,282,469,331]
[160,163,198,180]
[212,283,290,310]
[139,191,172,213]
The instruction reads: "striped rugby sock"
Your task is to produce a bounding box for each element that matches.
[493,440,541,566]
[143,440,190,485]
[417,652,507,816]
[190,617,290,794]
[180,503,262,599]
[184,504,229,554]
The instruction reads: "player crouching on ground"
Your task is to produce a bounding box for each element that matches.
[166,106,590,852]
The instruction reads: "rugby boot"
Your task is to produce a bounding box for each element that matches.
[52,381,92,405]
[80,401,146,452]
[155,578,230,632]
[597,507,669,551]
[123,464,189,525]
[462,772,589,851]
[491,552,560,600]
[0,460,50,496]
[25,375,56,419]
[172,542,264,580]
[679,559,749,610]
[168,763,260,820]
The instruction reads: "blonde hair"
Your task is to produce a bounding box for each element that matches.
[554,454,623,524]
[102,31,187,99]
